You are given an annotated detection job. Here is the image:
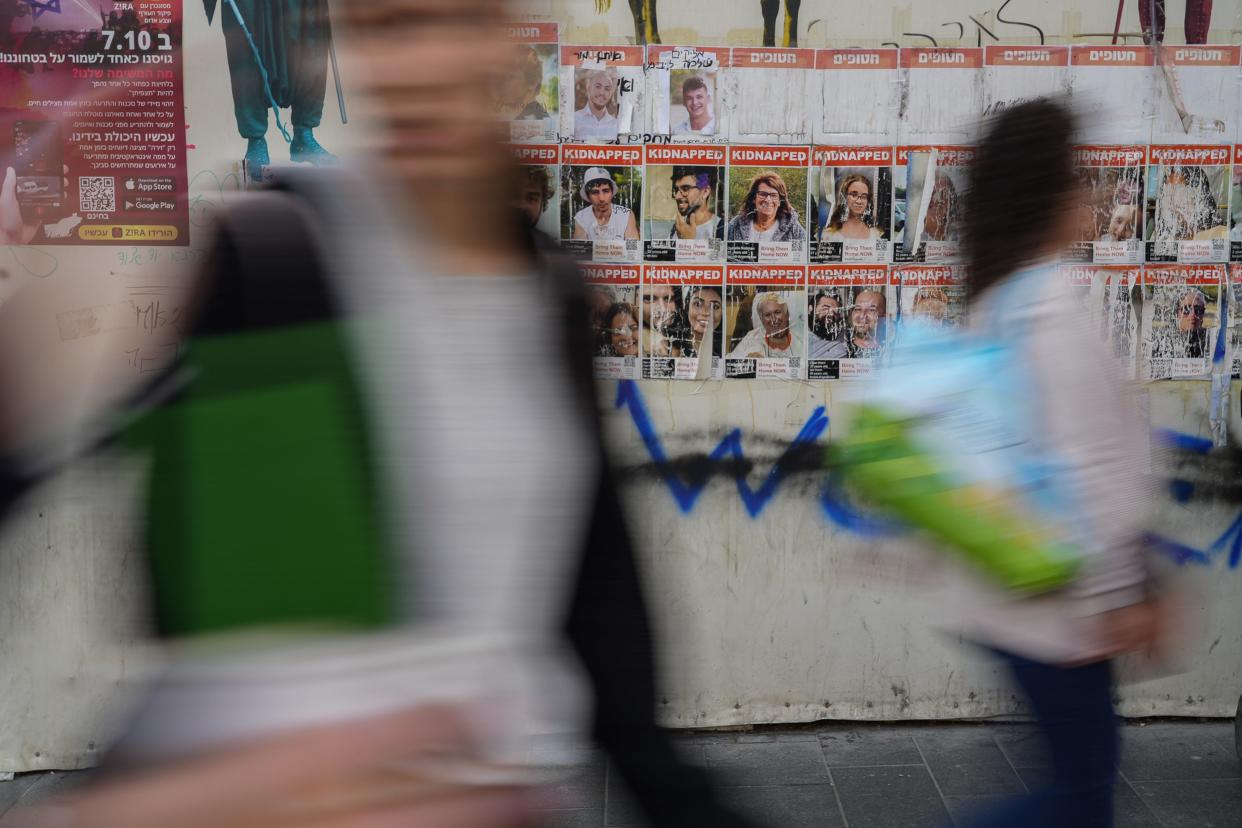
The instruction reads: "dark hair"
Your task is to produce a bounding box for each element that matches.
[597,301,639,356]
[682,75,709,97]
[962,98,1077,299]
[670,166,716,192]
[739,171,794,224]
[523,166,553,210]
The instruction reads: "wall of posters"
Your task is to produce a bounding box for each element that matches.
[641,263,725,379]
[1141,263,1223,379]
[642,144,726,262]
[0,0,188,246]
[809,145,892,264]
[724,264,805,378]
[725,144,809,264]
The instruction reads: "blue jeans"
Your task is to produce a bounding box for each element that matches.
[959,652,1119,828]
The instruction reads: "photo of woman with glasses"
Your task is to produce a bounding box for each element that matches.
[726,171,807,243]
[824,172,886,242]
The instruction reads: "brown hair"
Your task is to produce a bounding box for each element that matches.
[739,171,794,224]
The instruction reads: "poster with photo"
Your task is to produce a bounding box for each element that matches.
[892,146,973,264]
[1060,264,1140,380]
[809,146,893,264]
[1229,264,1242,377]
[807,264,889,380]
[646,45,726,142]
[511,144,560,239]
[726,47,815,145]
[724,265,806,379]
[982,46,1070,118]
[1230,144,1242,262]
[814,49,899,145]
[641,264,725,380]
[1067,145,1146,264]
[899,48,984,144]
[1069,46,1156,146]
[499,23,558,143]
[725,145,809,264]
[1141,264,1223,380]
[559,45,645,143]
[1145,145,1230,264]
[582,263,642,380]
[643,144,726,262]
[890,264,967,330]
[1152,45,1240,145]
[0,0,188,246]
[560,144,643,262]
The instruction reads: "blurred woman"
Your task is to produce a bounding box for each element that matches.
[950,98,1161,828]
[824,173,884,242]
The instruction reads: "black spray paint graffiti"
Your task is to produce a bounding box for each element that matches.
[880,0,1045,48]
[595,0,804,47]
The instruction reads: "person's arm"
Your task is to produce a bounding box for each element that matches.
[624,210,640,240]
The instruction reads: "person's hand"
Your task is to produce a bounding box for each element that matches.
[1071,597,1170,666]
[672,208,696,239]
[2,707,544,828]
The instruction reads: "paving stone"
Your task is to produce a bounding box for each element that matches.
[1120,722,1242,781]
[991,725,1049,769]
[832,765,951,828]
[915,728,1026,797]
[1131,779,1242,828]
[703,740,831,786]
[537,808,604,828]
[718,783,846,828]
[818,728,924,768]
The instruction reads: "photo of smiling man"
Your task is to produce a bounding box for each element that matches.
[671,73,716,136]
[643,145,726,262]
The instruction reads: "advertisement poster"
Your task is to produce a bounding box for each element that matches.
[559,44,644,143]
[725,144,808,264]
[643,143,725,262]
[500,22,559,144]
[899,48,984,144]
[891,264,967,329]
[1061,264,1140,380]
[807,264,889,380]
[892,146,973,263]
[560,144,642,262]
[583,262,641,380]
[809,145,892,264]
[1,0,187,246]
[1068,145,1146,264]
[1141,263,1223,380]
[511,143,559,239]
[1069,46,1155,145]
[814,48,899,146]
[1151,45,1240,145]
[646,44,726,142]
[1145,145,1230,264]
[982,46,1070,118]
[641,263,724,379]
[724,264,805,379]
[726,47,814,145]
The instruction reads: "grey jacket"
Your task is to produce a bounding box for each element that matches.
[726,209,806,242]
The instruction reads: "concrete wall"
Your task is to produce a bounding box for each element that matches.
[2,0,1241,772]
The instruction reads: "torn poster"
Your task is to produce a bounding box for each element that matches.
[1141,263,1224,380]
[807,264,889,380]
[641,263,725,380]
[725,144,810,264]
[511,143,560,240]
[809,145,893,264]
[814,48,900,146]
[583,263,642,380]
[643,143,726,263]
[559,45,645,143]
[646,45,726,143]
[892,145,974,264]
[899,48,984,145]
[982,45,1071,120]
[560,144,643,262]
[1060,264,1140,380]
[890,264,967,331]
[724,264,806,379]
[1145,145,1230,264]
[1067,145,1146,265]
[1230,264,1242,378]
[1230,144,1242,262]
[1069,46,1156,146]
[1151,45,1240,145]
[725,47,815,145]
[500,23,559,143]
[0,0,188,245]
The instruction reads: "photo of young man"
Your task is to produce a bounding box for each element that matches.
[561,145,644,262]
[642,145,726,263]
[572,167,639,242]
[670,166,723,241]
[574,68,620,141]
[671,74,716,136]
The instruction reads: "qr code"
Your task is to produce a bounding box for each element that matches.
[79,176,116,212]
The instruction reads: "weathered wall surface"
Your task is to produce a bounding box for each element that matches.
[2,0,1241,772]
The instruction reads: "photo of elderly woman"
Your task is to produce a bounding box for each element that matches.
[725,285,805,379]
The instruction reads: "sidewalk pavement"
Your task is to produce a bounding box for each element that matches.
[0,720,1237,827]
